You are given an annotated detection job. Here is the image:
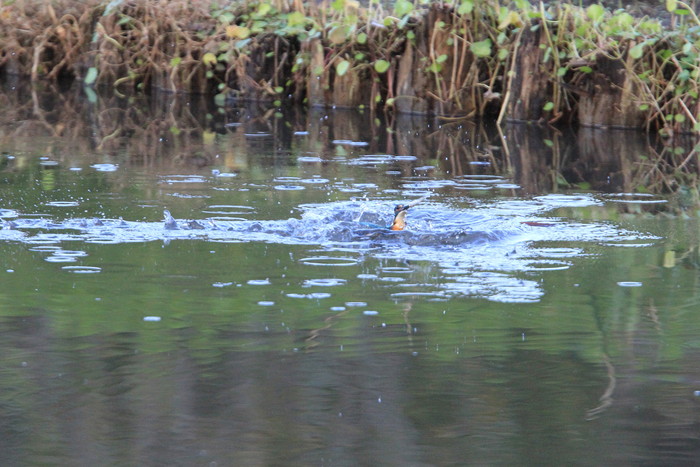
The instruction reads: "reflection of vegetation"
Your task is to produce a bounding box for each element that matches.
[1,83,699,209]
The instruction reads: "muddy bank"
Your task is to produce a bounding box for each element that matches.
[0,0,698,135]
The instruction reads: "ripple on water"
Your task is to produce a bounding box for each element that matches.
[456,175,507,183]
[299,256,360,266]
[523,260,571,271]
[299,178,330,184]
[603,193,666,204]
[203,205,255,215]
[45,201,80,207]
[161,175,207,184]
[402,180,456,190]
[332,139,369,146]
[28,245,62,252]
[45,255,78,263]
[0,209,19,218]
[357,273,378,279]
[346,154,416,166]
[90,163,119,172]
[378,276,406,282]
[303,278,347,287]
[297,156,323,163]
[391,291,448,300]
[274,185,305,191]
[247,279,271,285]
[62,265,101,274]
[617,281,643,287]
[286,292,332,299]
[534,193,601,208]
[380,266,413,274]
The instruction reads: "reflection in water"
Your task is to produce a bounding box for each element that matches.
[1,83,699,465]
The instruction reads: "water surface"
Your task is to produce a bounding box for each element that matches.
[0,88,699,465]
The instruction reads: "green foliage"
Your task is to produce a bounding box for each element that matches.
[374,59,390,74]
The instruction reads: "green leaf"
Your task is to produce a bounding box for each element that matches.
[357,32,367,44]
[170,57,182,67]
[458,0,474,15]
[274,86,284,93]
[331,0,345,13]
[579,65,593,73]
[84,86,97,103]
[256,3,271,16]
[436,54,448,64]
[638,104,649,111]
[471,39,492,58]
[556,67,567,77]
[586,4,605,22]
[218,11,234,24]
[544,139,554,148]
[84,67,98,85]
[394,0,413,17]
[328,25,348,44]
[666,0,678,12]
[336,59,350,76]
[202,52,217,67]
[543,102,554,111]
[214,92,227,107]
[374,59,390,73]
[629,44,644,59]
[426,62,442,73]
[287,11,306,27]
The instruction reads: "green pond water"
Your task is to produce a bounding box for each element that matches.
[1,89,699,465]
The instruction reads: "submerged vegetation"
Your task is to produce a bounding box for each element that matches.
[0,0,698,133]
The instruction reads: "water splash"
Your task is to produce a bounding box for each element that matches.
[0,194,658,303]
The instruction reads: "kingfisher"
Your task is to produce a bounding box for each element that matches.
[390,204,409,230]
[389,194,429,231]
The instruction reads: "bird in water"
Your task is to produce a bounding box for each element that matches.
[389,194,430,231]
